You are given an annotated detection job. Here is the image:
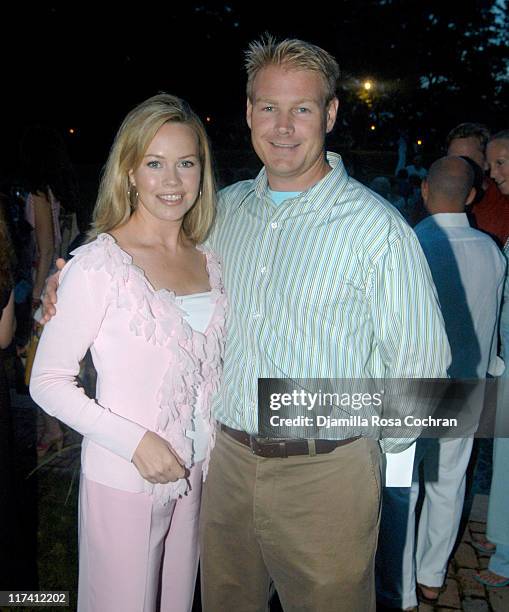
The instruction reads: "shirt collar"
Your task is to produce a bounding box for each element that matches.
[416,212,470,231]
[249,152,350,214]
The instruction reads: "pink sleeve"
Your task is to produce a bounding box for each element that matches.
[29,256,147,461]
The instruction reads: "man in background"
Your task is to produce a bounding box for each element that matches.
[447,122,509,247]
[377,156,505,609]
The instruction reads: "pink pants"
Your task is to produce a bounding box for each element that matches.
[77,464,202,612]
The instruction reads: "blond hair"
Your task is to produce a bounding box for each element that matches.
[245,34,339,104]
[90,94,216,243]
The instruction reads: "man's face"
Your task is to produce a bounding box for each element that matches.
[246,65,338,191]
[447,136,486,171]
[487,139,509,195]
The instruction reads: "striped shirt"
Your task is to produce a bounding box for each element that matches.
[207,153,451,442]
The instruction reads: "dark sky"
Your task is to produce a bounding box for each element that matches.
[3,4,345,169]
[2,2,508,175]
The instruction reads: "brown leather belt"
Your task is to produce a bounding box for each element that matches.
[220,424,359,458]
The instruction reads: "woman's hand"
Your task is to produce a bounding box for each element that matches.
[132,431,186,484]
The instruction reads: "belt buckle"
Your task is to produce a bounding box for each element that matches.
[251,436,289,458]
[250,435,272,456]
[249,435,261,455]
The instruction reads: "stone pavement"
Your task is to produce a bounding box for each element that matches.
[383,494,509,612]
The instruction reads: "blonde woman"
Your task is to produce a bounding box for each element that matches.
[30,94,226,612]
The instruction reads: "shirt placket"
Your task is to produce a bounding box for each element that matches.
[243,198,289,424]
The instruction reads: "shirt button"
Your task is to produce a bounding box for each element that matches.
[253,313,261,319]
[270,222,278,229]
[260,266,267,275]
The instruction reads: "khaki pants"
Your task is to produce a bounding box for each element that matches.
[200,429,381,612]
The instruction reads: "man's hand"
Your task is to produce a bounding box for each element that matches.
[40,258,66,323]
[132,431,186,484]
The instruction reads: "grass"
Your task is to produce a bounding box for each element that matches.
[4,388,80,612]
[36,462,79,610]
[2,460,80,612]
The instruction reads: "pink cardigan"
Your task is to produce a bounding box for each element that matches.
[30,233,227,504]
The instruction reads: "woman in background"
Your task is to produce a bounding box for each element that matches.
[474,130,509,589]
[20,126,80,456]
[0,204,16,587]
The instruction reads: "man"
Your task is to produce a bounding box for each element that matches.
[199,37,450,612]
[43,37,451,611]
[447,122,509,247]
[377,157,505,609]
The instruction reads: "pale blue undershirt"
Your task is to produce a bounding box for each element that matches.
[268,189,302,206]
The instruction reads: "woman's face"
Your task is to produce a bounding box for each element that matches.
[487,139,509,196]
[129,122,201,225]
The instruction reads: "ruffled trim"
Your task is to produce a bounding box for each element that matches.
[71,234,227,504]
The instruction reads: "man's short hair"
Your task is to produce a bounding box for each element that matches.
[488,129,509,144]
[245,34,339,103]
[446,123,490,151]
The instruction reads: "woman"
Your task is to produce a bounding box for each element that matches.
[21,126,80,456]
[0,204,15,398]
[474,131,509,588]
[30,94,226,612]
[0,204,16,587]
